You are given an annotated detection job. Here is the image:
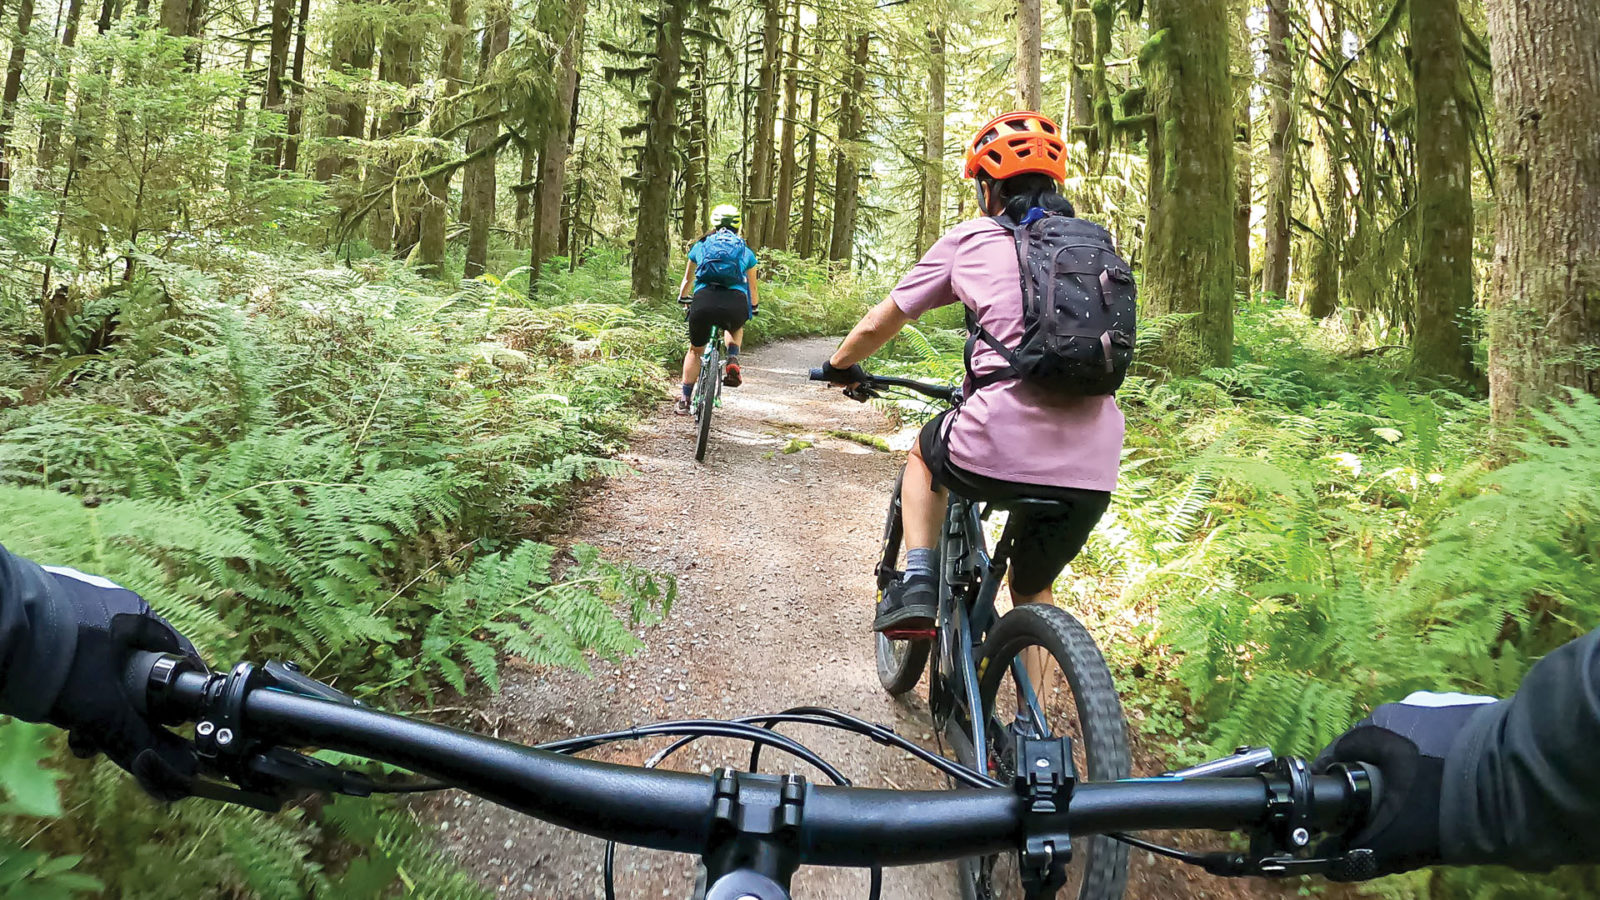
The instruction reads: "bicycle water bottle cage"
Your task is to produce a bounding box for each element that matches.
[1014,735,1075,899]
[702,769,807,900]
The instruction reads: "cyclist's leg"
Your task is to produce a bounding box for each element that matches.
[1004,495,1111,696]
[874,426,949,630]
[682,300,715,409]
[899,441,947,551]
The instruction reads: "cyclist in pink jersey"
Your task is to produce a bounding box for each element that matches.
[820,112,1125,632]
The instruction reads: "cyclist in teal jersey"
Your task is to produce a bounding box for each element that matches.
[675,205,761,415]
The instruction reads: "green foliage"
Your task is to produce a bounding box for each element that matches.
[0,249,680,895]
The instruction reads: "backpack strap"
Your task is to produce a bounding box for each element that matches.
[960,216,1037,391]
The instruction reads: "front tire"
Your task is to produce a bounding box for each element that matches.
[693,351,716,463]
[967,604,1131,900]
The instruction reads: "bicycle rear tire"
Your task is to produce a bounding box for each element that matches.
[693,350,717,462]
[873,472,930,695]
[967,604,1131,900]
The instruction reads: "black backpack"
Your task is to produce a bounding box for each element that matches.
[966,213,1137,397]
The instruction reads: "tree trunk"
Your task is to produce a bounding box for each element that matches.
[159,0,187,35]
[281,0,311,171]
[258,0,293,168]
[828,30,868,264]
[1231,0,1251,290]
[531,0,584,278]
[36,0,84,173]
[0,0,36,211]
[416,0,466,279]
[769,0,801,252]
[628,0,689,298]
[514,93,534,237]
[1144,0,1235,372]
[914,22,945,258]
[1409,0,1477,381]
[679,59,706,244]
[368,24,416,253]
[797,66,821,258]
[1260,0,1292,299]
[1484,0,1600,423]
[1068,0,1095,152]
[1305,0,1342,320]
[462,11,509,279]
[745,0,781,247]
[1016,0,1042,111]
[314,0,374,184]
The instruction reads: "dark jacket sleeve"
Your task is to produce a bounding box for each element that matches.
[1441,626,1600,870]
[0,542,78,722]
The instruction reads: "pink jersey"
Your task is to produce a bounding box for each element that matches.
[890,216,1125,492]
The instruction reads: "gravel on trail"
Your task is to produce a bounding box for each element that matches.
[421,337,1328,900]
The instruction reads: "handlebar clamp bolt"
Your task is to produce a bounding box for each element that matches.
[1292,827,1310,847]
[196,721,216,737]
[217,728,235,747]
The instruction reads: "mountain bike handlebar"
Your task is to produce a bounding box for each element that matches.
[130,652,1385,896]
[808,367,958,405]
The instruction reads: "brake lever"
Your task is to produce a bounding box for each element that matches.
[843,385,878,403]
[1196,849,1378,881]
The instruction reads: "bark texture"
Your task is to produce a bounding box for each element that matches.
[36,0,84,172]
[828,31,869,264]
[1231,0,1251,288]
[770,1,801,252]
[745,0,781,247]
[1260,0,1292,299]
[1016,0,1042,110]
[531,0,584,276]
[629,0,689,298]
[314,0,374,184]
[462,11,509,279]
[415,0,467,278]
[258,0,293,167]
[0,0,35,210]
[914,23,945,258]
[1069,0,1095,152]
[1144,0,1235,372]
[281,0,311,171]
[796,58,821,258]
[1409,0,1477,381]
[1484,0,1600,423]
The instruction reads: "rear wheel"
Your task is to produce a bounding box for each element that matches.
[965,604,1131,900]
[874,472,930,695]
[693,349,717,462]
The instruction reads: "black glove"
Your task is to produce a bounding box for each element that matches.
[42,567,201,801]
[819,360,868,385]
[1313,691,1494,879]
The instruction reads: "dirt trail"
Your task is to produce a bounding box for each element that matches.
[423,338,1303,900]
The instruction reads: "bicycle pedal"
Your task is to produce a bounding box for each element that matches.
[883,627,935,641]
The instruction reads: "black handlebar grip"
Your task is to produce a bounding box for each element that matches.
[124,650,168,716]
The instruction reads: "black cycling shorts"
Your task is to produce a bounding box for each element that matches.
[918,411,1111,596]
[687,287,749,348]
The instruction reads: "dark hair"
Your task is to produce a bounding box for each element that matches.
[977,172,1075,222]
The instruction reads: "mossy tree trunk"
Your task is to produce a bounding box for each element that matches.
[796,48,822,259]
[914,21,945,258]
[36,0,84,173]
[1144,0,1235,372]
[770,0,801,253]
[0,0,35,211]
[1260,0,1292,300]
[257,0,293,167]
[1231,0,1251,291]
[415,0,466,279]
[1068,0,1096,152]
[629,0,689,298]
[1484,0,1600,423]
[679,59,707,246]
[1305,0,1341,319]
[1409,0,1477,381]
[314,0,374,185]
[281,0,311,171]
[462,10,509,279]
[745,0,781,247]
[828,30,868,265]
[532,0,584,278]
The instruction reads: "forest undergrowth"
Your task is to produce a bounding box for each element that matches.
[879,303,1600,898]
[0,243,872,896]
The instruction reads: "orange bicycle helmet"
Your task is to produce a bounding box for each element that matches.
[962,111,1067,182]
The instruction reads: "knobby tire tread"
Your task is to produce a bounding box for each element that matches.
[973,604,1131,900]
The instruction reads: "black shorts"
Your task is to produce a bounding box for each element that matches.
[918,411,1110,595]
[687,287,749,347]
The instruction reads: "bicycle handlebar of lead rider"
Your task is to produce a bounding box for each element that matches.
[132,652,1380,879]
[807,367,957,405]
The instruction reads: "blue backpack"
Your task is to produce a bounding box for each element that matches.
[696,230,747,288]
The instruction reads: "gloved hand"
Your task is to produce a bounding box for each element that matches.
[819,360,868,386]
[1313,691,1495,879]
[42,566,201,801]
[750,305,760,318]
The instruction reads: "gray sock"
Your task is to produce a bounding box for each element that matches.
[904,548,936,581]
